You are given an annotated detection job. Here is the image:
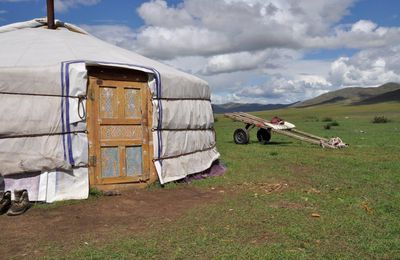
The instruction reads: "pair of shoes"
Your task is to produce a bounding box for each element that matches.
[0,191,12,215]
[7,190,31,216]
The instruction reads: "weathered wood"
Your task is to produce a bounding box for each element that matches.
[99,118,142,125]
[99,140,143,146]
[238,112,267,125]
[225,113,268,129]
[290,129,329,142]
[46,0,55,29]
[87,66,148,82]
[147,91,157,183]
[87,77,96,186]
[225,112,336,148]
[96,175,146,185]
[88,71,153,187]
[92,182,149,191]
[272,129,321,145]
[141,81,151,180]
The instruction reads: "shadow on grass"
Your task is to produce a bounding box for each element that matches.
[227,141,292,146]
[266,141,292,145]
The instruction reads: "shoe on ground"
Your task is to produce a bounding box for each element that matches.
[0,191,12,215]
[7,190,31,216]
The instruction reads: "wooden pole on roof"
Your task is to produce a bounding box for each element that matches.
[46,0,55,29]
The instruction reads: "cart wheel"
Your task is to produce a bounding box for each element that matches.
[257,128,271,144]
[233,128,249,144]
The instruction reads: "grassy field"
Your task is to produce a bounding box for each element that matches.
[58,102,399,259]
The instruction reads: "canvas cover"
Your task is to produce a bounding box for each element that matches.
[1,168,88,203]
[0,19,219,197]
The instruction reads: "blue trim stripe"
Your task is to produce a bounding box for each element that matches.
[60,62,67,161]
[60,60,164,169]
[63,60,85,166]
[65,62,75,166]
[153,70,163,166]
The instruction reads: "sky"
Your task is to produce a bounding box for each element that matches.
[1,0,399,104]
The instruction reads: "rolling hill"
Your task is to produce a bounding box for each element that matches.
[353,88,400,105]
[292,82,400,107]
[212,82,399,113]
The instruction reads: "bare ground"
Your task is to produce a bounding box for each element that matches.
[0,187,223,258]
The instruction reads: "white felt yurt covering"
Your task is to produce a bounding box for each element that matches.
[0,19,219,202]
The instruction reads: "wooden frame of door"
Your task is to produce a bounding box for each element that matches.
[86,67,157,190]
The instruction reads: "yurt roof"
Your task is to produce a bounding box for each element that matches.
[0,18,205,85]
[0,18,210,100]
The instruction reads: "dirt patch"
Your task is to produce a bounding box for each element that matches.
[0,187,222,258]
[286,164,315,186]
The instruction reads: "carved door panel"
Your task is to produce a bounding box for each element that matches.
[88,77,150,185]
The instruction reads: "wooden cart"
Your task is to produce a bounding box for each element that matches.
[224,112,340,149]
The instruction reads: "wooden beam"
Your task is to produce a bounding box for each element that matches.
[46,0,55,30]
[225,112,338,148]
[290,129,329,142]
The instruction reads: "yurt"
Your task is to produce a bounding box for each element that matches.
[0,18,220,203]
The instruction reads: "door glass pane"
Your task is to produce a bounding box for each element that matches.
[125,88,141,118]
[100,87,118,118]
[101,147,120,178]
[126,146,142,176]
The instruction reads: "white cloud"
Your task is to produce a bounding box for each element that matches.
[134,26,232,59]
[133,1,400,61]
[200,49,301,75]
[137,0,194,28]
[80,24,136,50]
[208,44,400,104]
[201,51,272,75]
[305,20,400,49]
[202,58,333,104]
[232,74,332,103]
[351,20,378,33]
[329,45,400,88]
[163,56,207,75]
[54,0,101,12]
[86,1,373,61]
[81,0,400,104]
[131,0,359,59]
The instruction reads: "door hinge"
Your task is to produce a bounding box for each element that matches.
[89,155,97,167]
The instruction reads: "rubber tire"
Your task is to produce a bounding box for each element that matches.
[257,128,271,144]
[233,128,250,144]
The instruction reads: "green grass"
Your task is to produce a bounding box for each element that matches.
[50,102,400,259]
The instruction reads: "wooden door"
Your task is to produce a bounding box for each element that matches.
[87,73,150,185]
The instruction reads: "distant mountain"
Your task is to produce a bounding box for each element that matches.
[353,88,400,105]
[212,82,399,113]
[292,82,400,108]
[212,102,292,114]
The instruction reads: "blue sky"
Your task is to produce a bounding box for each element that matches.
[1,0,399,104]
[341,0,400,27]
[0,0,146,27]
[1,0,182,26]
[2,1,399,30]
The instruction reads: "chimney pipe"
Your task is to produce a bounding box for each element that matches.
[47,0,55,29]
